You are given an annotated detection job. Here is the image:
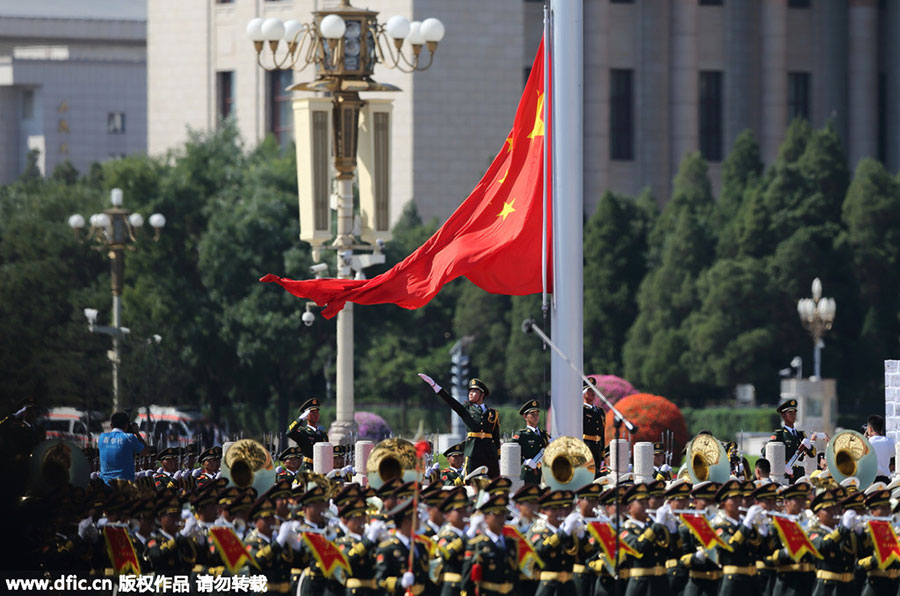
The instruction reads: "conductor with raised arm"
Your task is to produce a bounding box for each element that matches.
[419,374,501,478]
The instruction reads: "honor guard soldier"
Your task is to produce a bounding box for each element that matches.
[573,482,603,596]
[375,498,431,595]
[808,488,858,595]
[660,480,691,596]
[435,487,471,596]
[765,481,815,596]
[153,447,180,490]
[145,492,198,574]
[712,480,765,596]
[244,498,296,594]
[514,400,550,486]
[763,399,815,480]
[196,446,221,488]
[582,381,606,478]
[276,446,304,484]
[336,496,384,596]
[653,443,672,481]
[858,484,900,596]
[620,483,676,596]
[527,488,582,596]
[420,374,501,478]
[441,443,466,487]
[677,481,722,596]
[462,492,519,596]
[287,398,328,472]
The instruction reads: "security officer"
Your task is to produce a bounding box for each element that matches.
[153,447,180,490]
[441,443,466,487]
[620,483,675,596]
[582,380,606,479]
[375,498,430,595]
[436,487,471,596]
[527,488,581,596]
[514,399,550,486]
[762,399,815,480]
[276,446,304,484]
[462,492,519,596]
[712,480,764,596]
[244,497,296,594]
[677,481,722,596]
[287,398,329,472]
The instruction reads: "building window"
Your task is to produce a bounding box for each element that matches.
[267,70,294,147]
[788,0,810,8]
[22,89,34,119]
[878,72,886,163]
[216,71,235,120]
[699,0,723,5]
[610,69,633,161]
[788,72,810,122]
[107,112,126,134]
[699,71,723,161]
[610,0,634,3]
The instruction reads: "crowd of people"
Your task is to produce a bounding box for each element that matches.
[0,380,897,596]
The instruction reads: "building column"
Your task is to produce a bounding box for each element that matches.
[670,0,697,175]
[583,0,608,214]
[813,0,848,144]
[885,1,900,171]
[724,0,756,151]
[760,0,787,164]
[638,0,670,199]
[847,0,878,167]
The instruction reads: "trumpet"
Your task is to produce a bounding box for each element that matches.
[860,515,896,522]
[648,508,708,516]
[739,507,798,521]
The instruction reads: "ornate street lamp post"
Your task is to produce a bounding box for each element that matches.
[249,2,444,444]
[68,188,165,412]
[797,278,837,380]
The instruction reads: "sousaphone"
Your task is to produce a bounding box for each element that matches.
[826,430,877,490]
[366,438,420,489]
[541,436,596,491]
[221,439,276,495]
[29,438,90,492]
[685,433,730,484]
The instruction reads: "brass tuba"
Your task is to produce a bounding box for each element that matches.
[29,438,90,492]
[365,438,421,489]
[221,439,276,495]
[826,430,877,490]
[685,433,730,484]
[541,436,596,491]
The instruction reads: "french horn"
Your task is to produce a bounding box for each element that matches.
[221,439,276,496]
[685,433,730,484]
[366,438,421,489]
[826,430,877,490]
[541,436,595,491]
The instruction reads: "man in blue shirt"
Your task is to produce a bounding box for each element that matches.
[98,412,148,483]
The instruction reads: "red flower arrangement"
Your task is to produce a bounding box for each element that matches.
[585,374,638,411]
[604,393,689,466]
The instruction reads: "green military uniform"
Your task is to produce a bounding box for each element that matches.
[712,481,765,596]
[427,378,501,478]
[153,447,180,491]
[527,489,579,596]
[762,399,815,480]
[291,485,342,596]
[514,400,550,486]
[807,491,858,596]
[512,484,544,596]
[440,443,465,487]
[374,499,430,596]
[573,484,603,596]
[334,498,380,596]
[657,481,692,596]
[287,399,329,472]
[582,384,605,479]
[749,484,780,596]
[857,488,900,596]
[619,483,674,596]
[244,498,295,595]
[435,488,470,596]
[762,482,815,596]
[462,493,519,596]
[276,446,303,484]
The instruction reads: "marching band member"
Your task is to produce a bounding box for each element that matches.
[462,492,519,596]
[620,483,677,596]
[712,480,764,596]
[677,481,722,596]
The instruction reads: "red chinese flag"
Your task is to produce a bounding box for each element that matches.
[261,39,552,319]
[679,513,733,553]
[868,520,900,569]
[770,516,822,562]
[103,525,141,575]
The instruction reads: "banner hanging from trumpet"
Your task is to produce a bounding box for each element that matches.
[867,520,900,569]
[103,526,141,575]
[679,513,732,552]
[301,533,352,579]
[503,525,544,571]
[209,527,258,574]
[587,521,641,564]
[770,516,821,562]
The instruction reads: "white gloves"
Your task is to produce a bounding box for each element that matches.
[78,517,97,542]
[180,515,199,538]
[174,470,183,479]
[401,572,415,588]
[561,512,585,538]
[426,463,441,476]
[694,548,708,563]
[276,521,296,547]
[653,503,677,533]
[192,468,202,477]
[418,373,442,394]
[783,464,793,476]
[800,438,812,451]
[466,512,485,538]
[298,410,311,421]
[840,510,862,534]
[742,505,762,530]
[523,459,537,470]
[341,465,355,476]
[365,520,387,543]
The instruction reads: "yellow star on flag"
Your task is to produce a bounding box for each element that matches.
[506,135,513,152]
[498,169,509,184]
[497,199,516,221]
[528,92,544,139]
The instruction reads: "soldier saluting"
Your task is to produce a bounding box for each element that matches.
[287,398,328,472]
[514,400,550,486]
[419,374,501,478]
[762,399,815,480]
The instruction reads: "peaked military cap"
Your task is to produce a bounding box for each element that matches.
[664,479,692,500]
[512,484,543,504]
[653,442,664,455]
[485,477,513,496]
[478,493,510,515]
[217,486,243,507]
[299,398,321,414]
[465,466,489,483]
[279,446,303,461]
[387,498,415,522]
[714,480,743,503]
[439,487,470,512]
[691,481,720,501]
[576,482,603,499]
[228,492,255,514]
[393,481,417,501]
[129,498,155,518]
[779,481,811,501]
[751,482,779,501]
[261,479,292,501]
[623,483,652,504]
[155,493,182,516]
[519,400,541,416]
[334,483,364,507]
[443,442,464,458]
[249,498,277,520]
[191,477,227,508]
[811,489,839,512]
[199,446,222,463]
[339,498,368,518]
[376,477,404,499]
[467,378,490,395]
[740,480,756,497]
[647,480,666,498]
[299,484,328,505]
[157,447,180,461]
[539,489,574,508]
[840,491,866,512]
[865,488,891,509]
[776,398,798,414]
[420,484,445,507]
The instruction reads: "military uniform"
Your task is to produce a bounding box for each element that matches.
[244,498,295,594]
[857,487,900,596]
[762,399,815,479]
[712,481,764,596]
[582,387,605,479]
[287,398,329,472]
[527,490,579,596]
[573,484,603,596]
[145,494,197,574]
[292,485,342,596]
[335,499,380,596]
[762,483,815,596]
[808,511,858,596]
[514,400,550,486]
[440,443,465,487]
[619,484,674,596]
[374,499,430,596]
[428,378,501,478]
[435,489,470,596]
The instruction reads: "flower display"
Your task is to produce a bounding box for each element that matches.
[354,411,392,442]
[585,374,638,411]
[603,393,689,465]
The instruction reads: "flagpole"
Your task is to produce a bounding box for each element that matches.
[549,0,583,439]
[541,5,550,311]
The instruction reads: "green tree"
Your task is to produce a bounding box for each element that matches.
[452,281,510,393]
[504,294,549,403]
[716,131,763,256]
